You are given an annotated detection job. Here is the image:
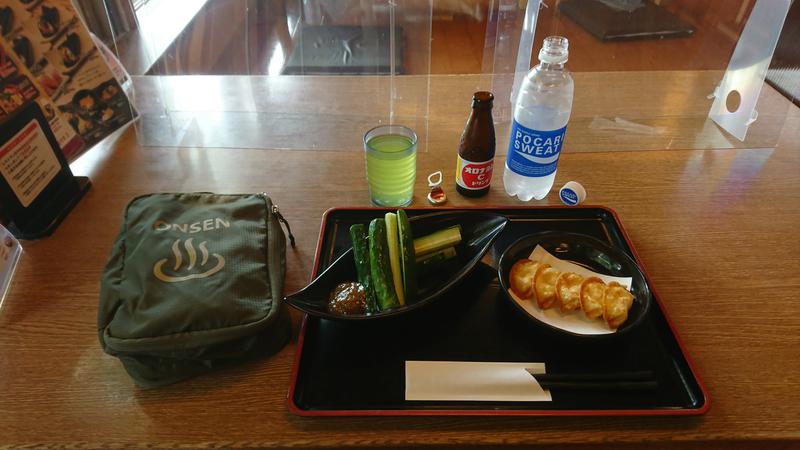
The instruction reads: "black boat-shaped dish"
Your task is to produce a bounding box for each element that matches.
[284,210,509,321]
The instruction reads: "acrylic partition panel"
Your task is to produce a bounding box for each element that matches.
[112,0,432,151]
[473,0,794,153]
[97,0,796,153]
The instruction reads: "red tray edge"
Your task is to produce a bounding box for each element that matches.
[285,205,711,417]
[603,205,711,415]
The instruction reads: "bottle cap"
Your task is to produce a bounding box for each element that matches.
[559,181,586,206]
[539,36,569,64]
[427,171,447,205]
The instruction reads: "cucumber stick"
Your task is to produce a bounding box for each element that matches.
[368,219,400,311]
[396,209,417,303]
[413,225,462,256]
[384,213,405,305]
[416,246,457,276]
[349,224,376,314]
[416,245,457,263]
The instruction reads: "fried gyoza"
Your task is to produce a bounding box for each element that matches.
[509,259,541,299]
[603,281,634,329]
[534,264,561,309]
[580,276,606,319]
[509,257,635,329]
[555,272,584,312]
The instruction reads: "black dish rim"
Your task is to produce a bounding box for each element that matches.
[497,231,652,339]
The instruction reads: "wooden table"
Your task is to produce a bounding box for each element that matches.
[1,74,798,449]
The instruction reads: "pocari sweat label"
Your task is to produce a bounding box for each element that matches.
[505,120,567,177]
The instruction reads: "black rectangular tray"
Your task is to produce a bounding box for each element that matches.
[288,206,709,416]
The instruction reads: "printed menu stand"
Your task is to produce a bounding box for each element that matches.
[0,222,22,312]
[0,102,89,239]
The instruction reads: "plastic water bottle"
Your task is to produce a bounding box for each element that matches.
[503,36,574,201]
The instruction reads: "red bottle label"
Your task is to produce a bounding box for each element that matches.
[455,156,493,190]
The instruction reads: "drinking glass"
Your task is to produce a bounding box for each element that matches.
[363,125,417,207]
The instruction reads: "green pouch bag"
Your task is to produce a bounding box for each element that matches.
[99,193,294,387]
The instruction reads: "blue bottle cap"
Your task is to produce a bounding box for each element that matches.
[559,181,586,206]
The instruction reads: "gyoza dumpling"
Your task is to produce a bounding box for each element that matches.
[580,277,606,319]
[533,264,560,309]
[603,281,634,329]
[555,272,584,312]
[509,259,541,299]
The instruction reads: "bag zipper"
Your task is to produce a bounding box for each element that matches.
[273,205,296,248]
[261,194,296,247]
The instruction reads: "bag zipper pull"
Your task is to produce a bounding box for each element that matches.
[272,204,296,248]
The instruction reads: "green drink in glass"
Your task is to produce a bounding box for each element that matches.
[364,125,417,207]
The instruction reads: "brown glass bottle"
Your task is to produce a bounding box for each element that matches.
[455,91,496,197]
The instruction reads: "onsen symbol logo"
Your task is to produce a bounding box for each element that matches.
[153,238,225,283]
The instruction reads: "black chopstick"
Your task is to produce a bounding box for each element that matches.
[525,370,658,391]
[527,370,655,382]
[536,380,658,391]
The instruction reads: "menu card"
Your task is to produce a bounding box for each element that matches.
[0,223,21,312]
[0,0,135,160]
[0,117,60,207]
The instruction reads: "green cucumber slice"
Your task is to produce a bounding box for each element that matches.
[349,223,376,314]
[413,225,462,256]
[397,209,418,303]
[384,212,405,306]
[368,218,400,311]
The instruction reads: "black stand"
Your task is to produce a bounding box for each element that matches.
[6,176,91,240]
[0,103,91,240]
